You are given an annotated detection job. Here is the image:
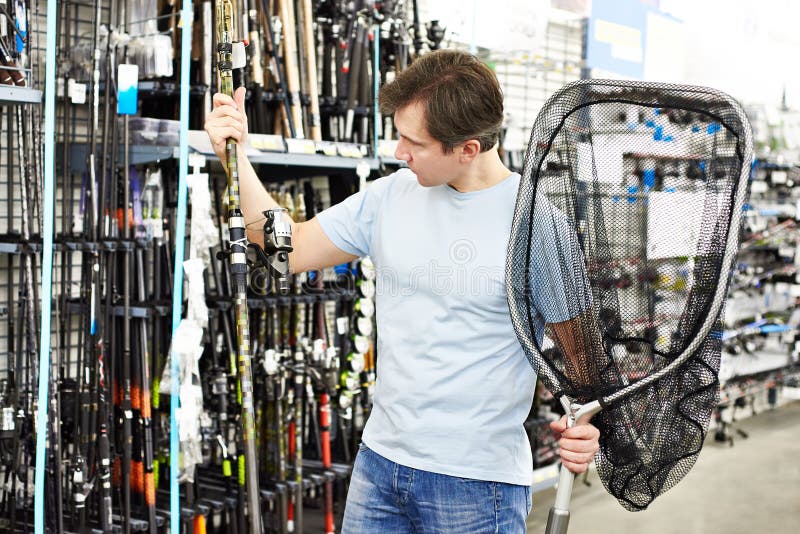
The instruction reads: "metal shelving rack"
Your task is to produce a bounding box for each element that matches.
[0,85,42,105]
[61,131,406,180]
[27,1,389,531]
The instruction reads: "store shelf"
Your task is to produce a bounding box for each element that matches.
[0,84,42,104]
[89,80,210,98]
[60,131,406,179]
[247,150,379,170]
[61,142,179,173]
[66,300,170,319]
[0,238,42,254]
[720,347,793,384]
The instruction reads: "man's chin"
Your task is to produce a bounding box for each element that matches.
[414,173,433,188]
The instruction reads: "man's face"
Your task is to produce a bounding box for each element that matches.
[393,101,461,187]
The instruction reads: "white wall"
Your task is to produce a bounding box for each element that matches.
[419,0,551,53]
[660,0,800,108]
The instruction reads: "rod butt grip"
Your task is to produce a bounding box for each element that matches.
[545,507,570,534]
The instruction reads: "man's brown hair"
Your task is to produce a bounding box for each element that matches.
[379,49,504,153]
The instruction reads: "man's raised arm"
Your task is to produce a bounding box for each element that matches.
[204,87,358,274]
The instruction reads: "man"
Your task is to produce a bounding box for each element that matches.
[205,49,600,533]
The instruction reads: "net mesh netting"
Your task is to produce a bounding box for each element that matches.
[507,80,751,511]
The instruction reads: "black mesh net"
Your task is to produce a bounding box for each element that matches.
[507,80,751,511]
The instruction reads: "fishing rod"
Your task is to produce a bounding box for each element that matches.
[357,19,371,145]
[6,105,13,234]
[74,0,108,530]
[293,0,309,139]
[119,4,135,528]
[15,92,39,532]
[259,0,296,138]
[50,279,65,533]
[343,15,364,141]
[210,158,248,533]
[96,7,123,528]
[66,1,106,528]
[99,167,118,534]
[287,189,305,533]
[0,106,20,531]
[245,0,268,135]
[215,1,262,530]
[126,167,157,534]
[203,1,213,122]
[149,193,164,509]
[265,298,289,534]
[300,0,322,141]
[317,2,337,140]
[278,0,305,138]
[304,183,337,534]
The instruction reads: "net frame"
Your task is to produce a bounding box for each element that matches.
[506,79,752,531]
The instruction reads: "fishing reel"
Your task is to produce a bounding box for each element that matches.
[248,208,293,295]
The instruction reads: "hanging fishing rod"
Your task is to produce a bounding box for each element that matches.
[119,5,135,531]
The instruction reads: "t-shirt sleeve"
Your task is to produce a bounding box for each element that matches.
[529,200,592,327]
[315,172,399,258]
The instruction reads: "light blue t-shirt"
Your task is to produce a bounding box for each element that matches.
[316,168,577,486]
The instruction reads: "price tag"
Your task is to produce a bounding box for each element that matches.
[772,170,787,184]
[265,136,286,151]
[378,140,398,158]
[286,138,317,154]
[337,143,362,158]
[249,135,265,150]
[250,134,286,152]
[68,79,87,104]
[318,141,338,156]
[117,64,139,115]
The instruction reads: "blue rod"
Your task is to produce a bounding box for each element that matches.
[34,0,59,532]
[171,2,194,532]
[373,22,380,158]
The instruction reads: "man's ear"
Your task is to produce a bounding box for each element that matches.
[459,139,482,162]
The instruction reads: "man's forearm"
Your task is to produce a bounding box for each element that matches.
[238,147,279,221]
[235,146,284,246]
[549,313,603,389]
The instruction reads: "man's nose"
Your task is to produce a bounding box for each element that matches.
[395,141,411,162]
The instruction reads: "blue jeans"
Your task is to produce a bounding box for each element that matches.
[342,443,532,533]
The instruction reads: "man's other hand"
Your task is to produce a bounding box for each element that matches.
[549,415,600,474]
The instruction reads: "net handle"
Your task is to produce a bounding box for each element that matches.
[545,398,602,534]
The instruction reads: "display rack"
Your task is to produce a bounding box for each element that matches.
[13,1,392,531]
